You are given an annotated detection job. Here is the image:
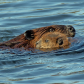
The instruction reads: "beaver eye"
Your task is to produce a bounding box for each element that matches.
[45,39,49,43]
[48,27,55,32]
[56,38,63,45]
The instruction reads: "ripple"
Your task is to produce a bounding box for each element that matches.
[0,0,84,84]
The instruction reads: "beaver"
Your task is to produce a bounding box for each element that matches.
[0,25,75,51]
[25,25,75,41]
[0,32,70,51]
[35,32,70,51]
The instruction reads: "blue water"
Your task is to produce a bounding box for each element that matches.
[0,0,84,84]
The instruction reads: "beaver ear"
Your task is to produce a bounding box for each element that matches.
[24,30,34,40]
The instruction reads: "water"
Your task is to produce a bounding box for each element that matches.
[0,0,84,84]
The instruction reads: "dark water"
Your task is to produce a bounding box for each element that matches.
[0,0,84,84]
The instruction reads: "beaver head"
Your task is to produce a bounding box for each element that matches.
[34,32,70,50]
[24,25,75,41]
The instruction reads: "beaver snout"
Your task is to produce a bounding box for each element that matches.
[66,25,75,37]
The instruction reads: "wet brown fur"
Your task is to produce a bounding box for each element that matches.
[36,32,70,50]
[0,25,75,50]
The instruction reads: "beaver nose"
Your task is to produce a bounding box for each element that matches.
[66,25,75,32]
[57,38,63,45]
[66,25,75,37]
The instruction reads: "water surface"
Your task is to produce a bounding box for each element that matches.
[0,0,84,84]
